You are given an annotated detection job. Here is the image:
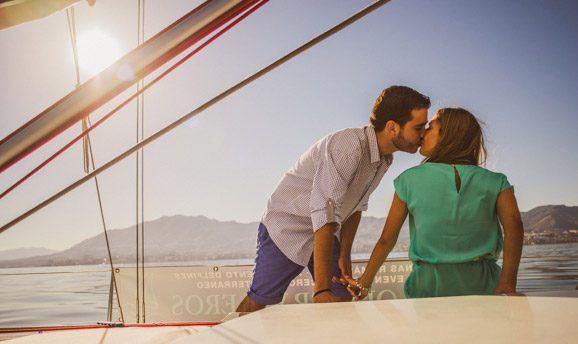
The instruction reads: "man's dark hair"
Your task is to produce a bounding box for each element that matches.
[370,85,430,131]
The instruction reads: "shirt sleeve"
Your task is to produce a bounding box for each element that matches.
[356,202,369,212]
[310,134,362,232]
[393,173,408,203]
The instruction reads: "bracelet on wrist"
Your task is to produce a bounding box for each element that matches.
[313,288,332,297]
[354,278,370,293]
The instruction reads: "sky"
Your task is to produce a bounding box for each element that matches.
[0,0,577,251]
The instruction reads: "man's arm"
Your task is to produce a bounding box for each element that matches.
[313,223,341,303]
[309,132,363,303]
[338,211,362,277]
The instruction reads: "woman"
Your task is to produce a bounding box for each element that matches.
[338,107,524,299]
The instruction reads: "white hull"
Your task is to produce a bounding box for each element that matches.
[7,293,578,343]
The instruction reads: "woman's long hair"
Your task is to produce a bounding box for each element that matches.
[423,108,487,166]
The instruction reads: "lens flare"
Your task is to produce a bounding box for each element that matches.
[77,29,121,78]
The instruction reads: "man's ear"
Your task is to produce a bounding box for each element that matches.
[385,120,400,137]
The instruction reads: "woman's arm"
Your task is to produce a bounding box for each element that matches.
[336,193,408,299]
[359,193,408,288]
[495,188,524,294]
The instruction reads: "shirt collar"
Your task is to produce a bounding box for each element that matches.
[365,126,394,165]
[365,126,382,164]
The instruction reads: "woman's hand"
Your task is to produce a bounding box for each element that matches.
[332,275,369,301]
[495,282,524,296]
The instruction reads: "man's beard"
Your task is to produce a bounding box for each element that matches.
[392,132,418,153]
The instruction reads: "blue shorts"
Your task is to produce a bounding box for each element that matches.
[247,223,350,305]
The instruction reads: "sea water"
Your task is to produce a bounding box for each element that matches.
[0,243,576,328]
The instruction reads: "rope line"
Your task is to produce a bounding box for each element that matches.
[86,117,125,323]
[0,322,221,334]
[135,0,146,324]
[66,8,91,174]
[65,7,81,88]
[139,0,147,324]
[0,0,264,200]
[0,0,262,175]
[66,5,125,323]
[0,270,109,276]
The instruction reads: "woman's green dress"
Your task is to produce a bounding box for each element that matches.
[393,162,513,298]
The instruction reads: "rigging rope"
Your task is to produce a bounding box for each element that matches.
[66,7,91,173]
[66,5,125,323]
[0,0,390,235]
[66,7,89,173]
[139,0,147,323]
[0,0,267,201]
[135,0,146,324]
[65,7,81,88]
[0,322,221,335]
[0,0,265,201]
[86,117,125,323]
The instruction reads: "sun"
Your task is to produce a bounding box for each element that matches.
[76,28,121,78]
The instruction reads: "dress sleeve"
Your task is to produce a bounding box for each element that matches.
[310,134,362,232]
[393,173,409,203]
[498,173,514,193]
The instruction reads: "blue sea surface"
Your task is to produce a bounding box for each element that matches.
[0,243,576,328]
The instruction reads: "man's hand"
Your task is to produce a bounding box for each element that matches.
[313,290,341,303]
[338,255,352,278]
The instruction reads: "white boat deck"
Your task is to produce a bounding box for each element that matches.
[177,295,578,343]
[6,294,578,343]
[4,325,211,343]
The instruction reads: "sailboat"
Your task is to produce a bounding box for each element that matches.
[1,0,577,342]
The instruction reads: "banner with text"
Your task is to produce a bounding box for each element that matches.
[115,259,413,323]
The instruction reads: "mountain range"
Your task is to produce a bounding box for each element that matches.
[0,247,58,261]
[0,205,576,268]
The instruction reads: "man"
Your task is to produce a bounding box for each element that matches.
[236,85,430,312]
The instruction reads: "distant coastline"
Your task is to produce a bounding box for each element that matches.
[0,204,576,268]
